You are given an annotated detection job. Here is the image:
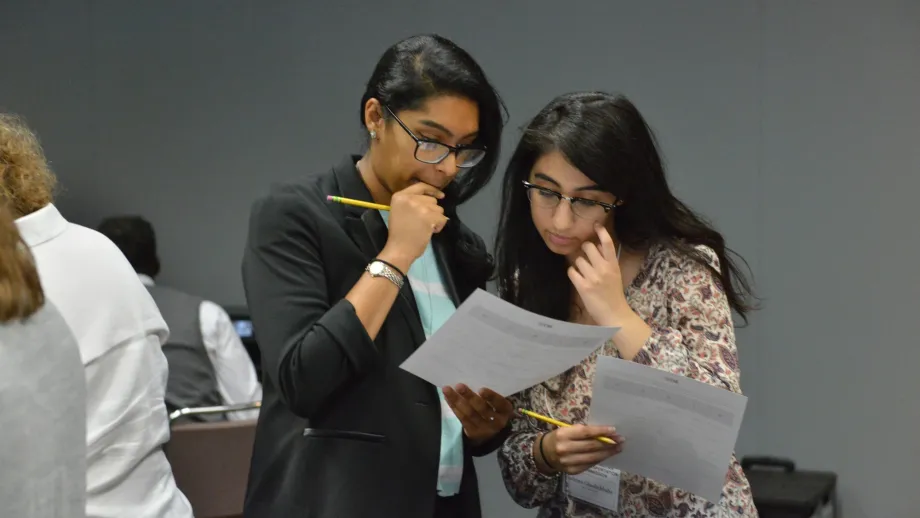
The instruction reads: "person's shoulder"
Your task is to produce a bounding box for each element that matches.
[198,298,232,323]
[151,283,206,306]
[692,244,721,272]
[247,183,324,248]
[248,174,333,230]
[251,181,319,214]
[0,299,70,343]
[63,222,150,278]
[657,240,721,276]
[63,223,165,320]
[63,221,124,255]
[251,162,339,213]
[247,164,349,247]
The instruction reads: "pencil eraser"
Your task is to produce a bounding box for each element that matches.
[326,195,334,201]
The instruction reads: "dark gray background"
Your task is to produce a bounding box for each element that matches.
[2,1,917,516]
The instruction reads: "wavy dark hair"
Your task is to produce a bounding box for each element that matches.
[360,33,507,208]
[361,34,507,285]
[494,92,757,324]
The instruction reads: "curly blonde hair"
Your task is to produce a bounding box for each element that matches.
[0,204,44,323]
[0,114,57,217]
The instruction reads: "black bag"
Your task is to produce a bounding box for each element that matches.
[741,456,837,518]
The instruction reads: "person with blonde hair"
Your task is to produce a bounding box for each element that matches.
[1,113,193,518]
[0,204,86,518]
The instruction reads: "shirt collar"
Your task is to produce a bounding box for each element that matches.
[14,203,69,248]
[137,274,155,287]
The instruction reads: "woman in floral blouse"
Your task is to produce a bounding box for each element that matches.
[492,92,759,517]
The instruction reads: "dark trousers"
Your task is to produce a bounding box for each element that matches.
[434,494,462,518]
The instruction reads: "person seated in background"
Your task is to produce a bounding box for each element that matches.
[98,215,261,421]
[0,205,86,518]
[1,113,193,518]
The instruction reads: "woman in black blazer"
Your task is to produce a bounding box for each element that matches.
[241,34,513,518]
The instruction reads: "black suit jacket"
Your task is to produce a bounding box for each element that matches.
[241,156,509,518]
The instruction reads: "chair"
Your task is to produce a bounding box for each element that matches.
[165,402,261,518]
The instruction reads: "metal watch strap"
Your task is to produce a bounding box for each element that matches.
[366,260,404,289]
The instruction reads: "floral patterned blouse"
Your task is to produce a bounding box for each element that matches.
[497,243,758,517]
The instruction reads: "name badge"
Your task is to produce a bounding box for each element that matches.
[566,465,620,512]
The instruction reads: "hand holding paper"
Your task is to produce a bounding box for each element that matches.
[442,384,514,442]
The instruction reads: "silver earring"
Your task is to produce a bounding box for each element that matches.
[369,130,377,139]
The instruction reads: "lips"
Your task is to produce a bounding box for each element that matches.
[547,232,575,247]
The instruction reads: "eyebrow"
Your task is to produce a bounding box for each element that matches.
[533,172,604,192]
[418,119,478,140]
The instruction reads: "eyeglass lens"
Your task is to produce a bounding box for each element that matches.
[526,186,609,220]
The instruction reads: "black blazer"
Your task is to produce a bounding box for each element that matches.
[241,156,509,518]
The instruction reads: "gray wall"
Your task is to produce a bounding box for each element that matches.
[2,1,917,516]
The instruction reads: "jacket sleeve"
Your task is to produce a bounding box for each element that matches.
[466,423,511,458]
[242,188,378,419]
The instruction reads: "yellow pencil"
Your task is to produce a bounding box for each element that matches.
[326,195,391,211]
[518,408,617,445]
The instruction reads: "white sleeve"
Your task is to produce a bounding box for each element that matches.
[84,319,192,517]
[199,300,262,420]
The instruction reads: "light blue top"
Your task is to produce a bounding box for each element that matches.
[380,211,465,496]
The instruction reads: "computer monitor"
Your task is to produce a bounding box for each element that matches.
[233,319,254,339]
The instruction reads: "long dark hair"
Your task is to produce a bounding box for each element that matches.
[494,92,756,324]
[360,34,507,207]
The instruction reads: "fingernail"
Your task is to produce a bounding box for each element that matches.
[613,435,625,443]
[606,427,616,434]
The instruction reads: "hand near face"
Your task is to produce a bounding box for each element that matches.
[381,182,449,269]
[442,384,514,443]
[568,225,631,326]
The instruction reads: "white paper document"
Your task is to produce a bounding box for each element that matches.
[589,355,748,503]
[400,289,617,396]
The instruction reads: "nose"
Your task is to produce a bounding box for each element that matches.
[551,199,575,231]
[436,152,460,179]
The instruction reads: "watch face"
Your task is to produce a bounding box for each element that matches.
[368,261,384,275]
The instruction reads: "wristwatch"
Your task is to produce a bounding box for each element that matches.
[366,260,404,289]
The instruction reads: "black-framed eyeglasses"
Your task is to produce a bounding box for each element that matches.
[522,181,617,220]
[384,105,487,168]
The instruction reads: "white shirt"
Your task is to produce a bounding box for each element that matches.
[16,204,193,518]
[137,274,262,420]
